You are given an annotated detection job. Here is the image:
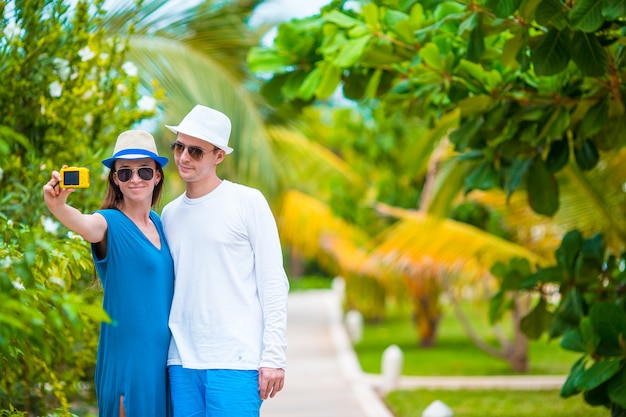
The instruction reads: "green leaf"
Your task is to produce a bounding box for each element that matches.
[527,156,559,216]
[364,68,383,100]
[595,115,626,150]
[449,117,484,151]
[576,359,622,391]
[582,233,605,266]
[419,42,444,71]
[485,0,523,17]
[502,31,524,69]
[545,137,570,173]
[531,28,571,76]
[577,97,609,139]
[456,95,494,117]
[603,0,626,20]
[570,0,605,32]
[500,258,533,290]
[590,302,626,357]
[315,61,342,99]
[334,35,372,68]
[298,67,321,100]
[458,60,503,90]
[555,230,584,277]
[362,3,379,27]
[505,157,532,200]
[283,70,311,100]
[529,265,563,286]
[536,0,569,29]
[521,297,553,339]
[547,107,571,139]
[490,260,509,280]
[562,328,589,353]
[561,356,587,397]
[571,31,608,76]
[555,286,586,327]
[574,139,600,171]
[580,316,600,352]
[608,367,626,409]
[342,69,369,100]
[465,161,499,191]
[583,383,611,406]
[325,10,366,28]
[489,290,507,324]
[247,47,296,73]
[466,19,485,63]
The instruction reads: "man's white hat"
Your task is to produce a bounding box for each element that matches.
[165,105,233,154]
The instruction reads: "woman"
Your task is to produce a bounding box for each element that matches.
[43,130,174,417]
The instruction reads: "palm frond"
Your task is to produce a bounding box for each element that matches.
[370,203,549,287]
[277,190,370,273]
[126,36,279,197]
[267,125,365,196]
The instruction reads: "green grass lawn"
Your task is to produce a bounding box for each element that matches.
[385,389,608,417]
[288,275,334,291]
[353,299,579,376]
[288,281,603,415]
[350,297,603,416]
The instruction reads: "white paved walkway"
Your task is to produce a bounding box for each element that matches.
[261,289,566,417]
[261,290,394,417]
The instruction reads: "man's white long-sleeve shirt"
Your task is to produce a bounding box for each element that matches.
[162,180,289,370]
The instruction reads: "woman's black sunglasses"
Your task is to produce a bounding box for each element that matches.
[116,167,154,182]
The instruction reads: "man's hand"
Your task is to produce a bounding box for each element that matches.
[258,367,285,400]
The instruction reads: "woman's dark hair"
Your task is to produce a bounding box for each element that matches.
[99,160,165,209]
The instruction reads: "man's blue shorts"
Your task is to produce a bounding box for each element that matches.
[168,366,262,417]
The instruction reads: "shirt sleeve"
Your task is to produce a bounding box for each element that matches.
[246,189,289,369]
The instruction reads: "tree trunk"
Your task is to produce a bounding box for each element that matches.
[412,295,442,347]
[449,292,530,372]
[505,298,529,372]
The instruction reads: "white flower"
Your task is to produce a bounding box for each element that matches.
[7,219,12,227]
[138,96,156,112]
[0,256,11,268]
[12,279,25,291]
[42,217,59,234]
[53,58,71,80]
[49,277,65,288]
[49,81,62,98]
[78,46,95,61]
[3,22,22,40]
[84,113,93,127]
[67,231,84,240]
[0,167,3,181]
[122,61,138,77]
[100,52,109,61]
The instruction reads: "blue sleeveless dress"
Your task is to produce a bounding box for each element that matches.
[92,209,174,417]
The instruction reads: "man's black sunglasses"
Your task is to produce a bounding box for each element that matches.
[171,141,219,161]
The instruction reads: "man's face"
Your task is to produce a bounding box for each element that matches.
[171,133,223,184]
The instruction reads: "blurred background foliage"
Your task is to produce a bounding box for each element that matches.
[3,0,626,414]
[247,0,626,413]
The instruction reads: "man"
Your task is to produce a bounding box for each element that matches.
[161,105,289,417]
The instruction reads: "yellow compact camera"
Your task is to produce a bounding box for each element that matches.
[59,167,90,188]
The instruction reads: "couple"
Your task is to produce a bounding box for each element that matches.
[43,105,289,417]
